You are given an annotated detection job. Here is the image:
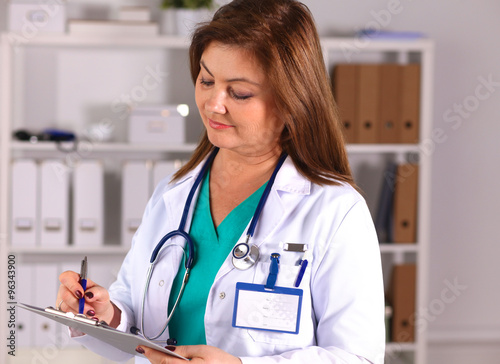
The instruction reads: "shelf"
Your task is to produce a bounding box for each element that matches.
[3,32,191,49]
[386,342,417,353]
[9,245,130,255]
[346,144,420,154]
[379,243,418,254]
[3,32,433,52]
[10,141,422,155]
[11,141,198,153]
[321,37,433,52]
[11,244,416,255]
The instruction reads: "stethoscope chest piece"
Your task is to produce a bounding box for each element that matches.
[232,241,260,270]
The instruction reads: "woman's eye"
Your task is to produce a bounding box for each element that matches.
[199,78,213,86]
[230,89,252,101]
[199,78,252,100]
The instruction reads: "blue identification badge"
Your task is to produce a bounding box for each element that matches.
[232,253,303,334]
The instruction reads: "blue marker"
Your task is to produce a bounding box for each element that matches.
[79,256,88,315]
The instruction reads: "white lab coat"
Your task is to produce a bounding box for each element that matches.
[74,156,385,364]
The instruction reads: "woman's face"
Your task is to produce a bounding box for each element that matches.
[195,42,284,158]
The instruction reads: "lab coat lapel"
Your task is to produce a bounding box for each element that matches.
[214,156,310,279]
[251,156,311,248]
[161,162,204,237]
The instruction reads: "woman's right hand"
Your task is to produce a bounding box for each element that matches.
[56,270,121,328]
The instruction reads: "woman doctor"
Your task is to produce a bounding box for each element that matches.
[56,0,385,363]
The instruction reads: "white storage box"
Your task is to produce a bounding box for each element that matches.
[128,105,187,144]
[8,1,67,33]
[118,6,151,22]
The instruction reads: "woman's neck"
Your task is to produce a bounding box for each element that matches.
[211,147,282,187]
[208,147,282,228]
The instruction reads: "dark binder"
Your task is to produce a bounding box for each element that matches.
[375,162,397,243]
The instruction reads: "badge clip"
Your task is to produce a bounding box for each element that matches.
[265,253,280,290]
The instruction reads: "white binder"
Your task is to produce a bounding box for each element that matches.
[40,160,70,247]
[15,263,34,347]
[33,264,59,347]
[11,159,38,247]
[121,161,150,247]
[73,161,104,246]
[153,160,180,190]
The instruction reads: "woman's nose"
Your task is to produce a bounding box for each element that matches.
[205,90,227,114]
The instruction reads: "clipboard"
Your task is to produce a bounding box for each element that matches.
[16,302,188,361]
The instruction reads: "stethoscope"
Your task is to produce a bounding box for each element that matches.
[139,147,288,342]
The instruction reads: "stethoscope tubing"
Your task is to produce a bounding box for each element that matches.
[140,148,219,341]
[149,148,219,267]
[140,147,287,342]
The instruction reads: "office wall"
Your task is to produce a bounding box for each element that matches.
[300,0,500,362]
[0,2,5,31]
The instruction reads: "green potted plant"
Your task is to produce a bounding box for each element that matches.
[161,0,213,9]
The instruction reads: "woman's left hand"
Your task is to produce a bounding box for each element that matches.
[137,344,242,364]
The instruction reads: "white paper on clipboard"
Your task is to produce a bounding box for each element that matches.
[16,302,188,361]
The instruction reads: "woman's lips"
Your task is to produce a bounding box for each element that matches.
[208,119,233,130]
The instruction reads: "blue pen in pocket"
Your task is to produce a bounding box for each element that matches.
[79,256,88,315]
[295,250,311,288]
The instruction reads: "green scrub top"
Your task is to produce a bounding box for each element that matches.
[167,169,267,345]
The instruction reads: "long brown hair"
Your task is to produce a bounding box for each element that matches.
[174,0,355,187]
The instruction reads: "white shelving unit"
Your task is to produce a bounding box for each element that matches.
[0,33,433,364]
[323,38,433,364]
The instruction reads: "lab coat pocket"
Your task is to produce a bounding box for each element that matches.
[247,261,312,346]
[252,257,311,289]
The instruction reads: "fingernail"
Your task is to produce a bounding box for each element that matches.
[86,310,95,317]
[165,346,176,352]
[135,346,145,354]
[91,317,99,321]
[85,292,94,299]
[75,290,83,299]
